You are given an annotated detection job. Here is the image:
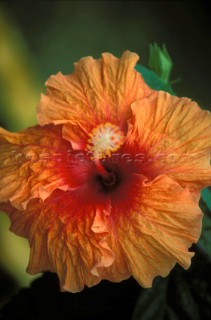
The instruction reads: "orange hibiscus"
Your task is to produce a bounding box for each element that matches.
[0,51,211,293]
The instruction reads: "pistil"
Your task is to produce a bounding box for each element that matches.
[87,122,125,178]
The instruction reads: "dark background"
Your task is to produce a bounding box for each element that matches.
[1,1,211,109]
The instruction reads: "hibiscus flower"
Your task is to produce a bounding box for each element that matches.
[0,51,211,293]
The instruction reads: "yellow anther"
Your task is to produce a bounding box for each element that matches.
[87,122,125,160]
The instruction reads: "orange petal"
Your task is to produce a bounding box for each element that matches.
[1,192,114,293]
[37,51,153,148]
[0,125,72,209]
[105,174,201,287]
[128,91,211,191]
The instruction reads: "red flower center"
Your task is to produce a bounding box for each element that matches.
[95,167,121,193]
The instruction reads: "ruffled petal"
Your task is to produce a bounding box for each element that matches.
[0,125,72,209]
[1,191,114,293]
[37,51,153,148]
[104,174,201,287]
[127,91,211,190]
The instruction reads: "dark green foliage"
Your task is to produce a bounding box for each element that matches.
[0,273,140,320]
[1,247,211,320]
[132,248,211,320]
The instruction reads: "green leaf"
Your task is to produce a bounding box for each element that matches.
[166,306,181,320]
[170,269,200,320]
[201,187,211,212]
[135,64,175,95]
[198,191,211,259]
[198,212,211,260]
[131,278,167,320]
[148,42,173,84]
